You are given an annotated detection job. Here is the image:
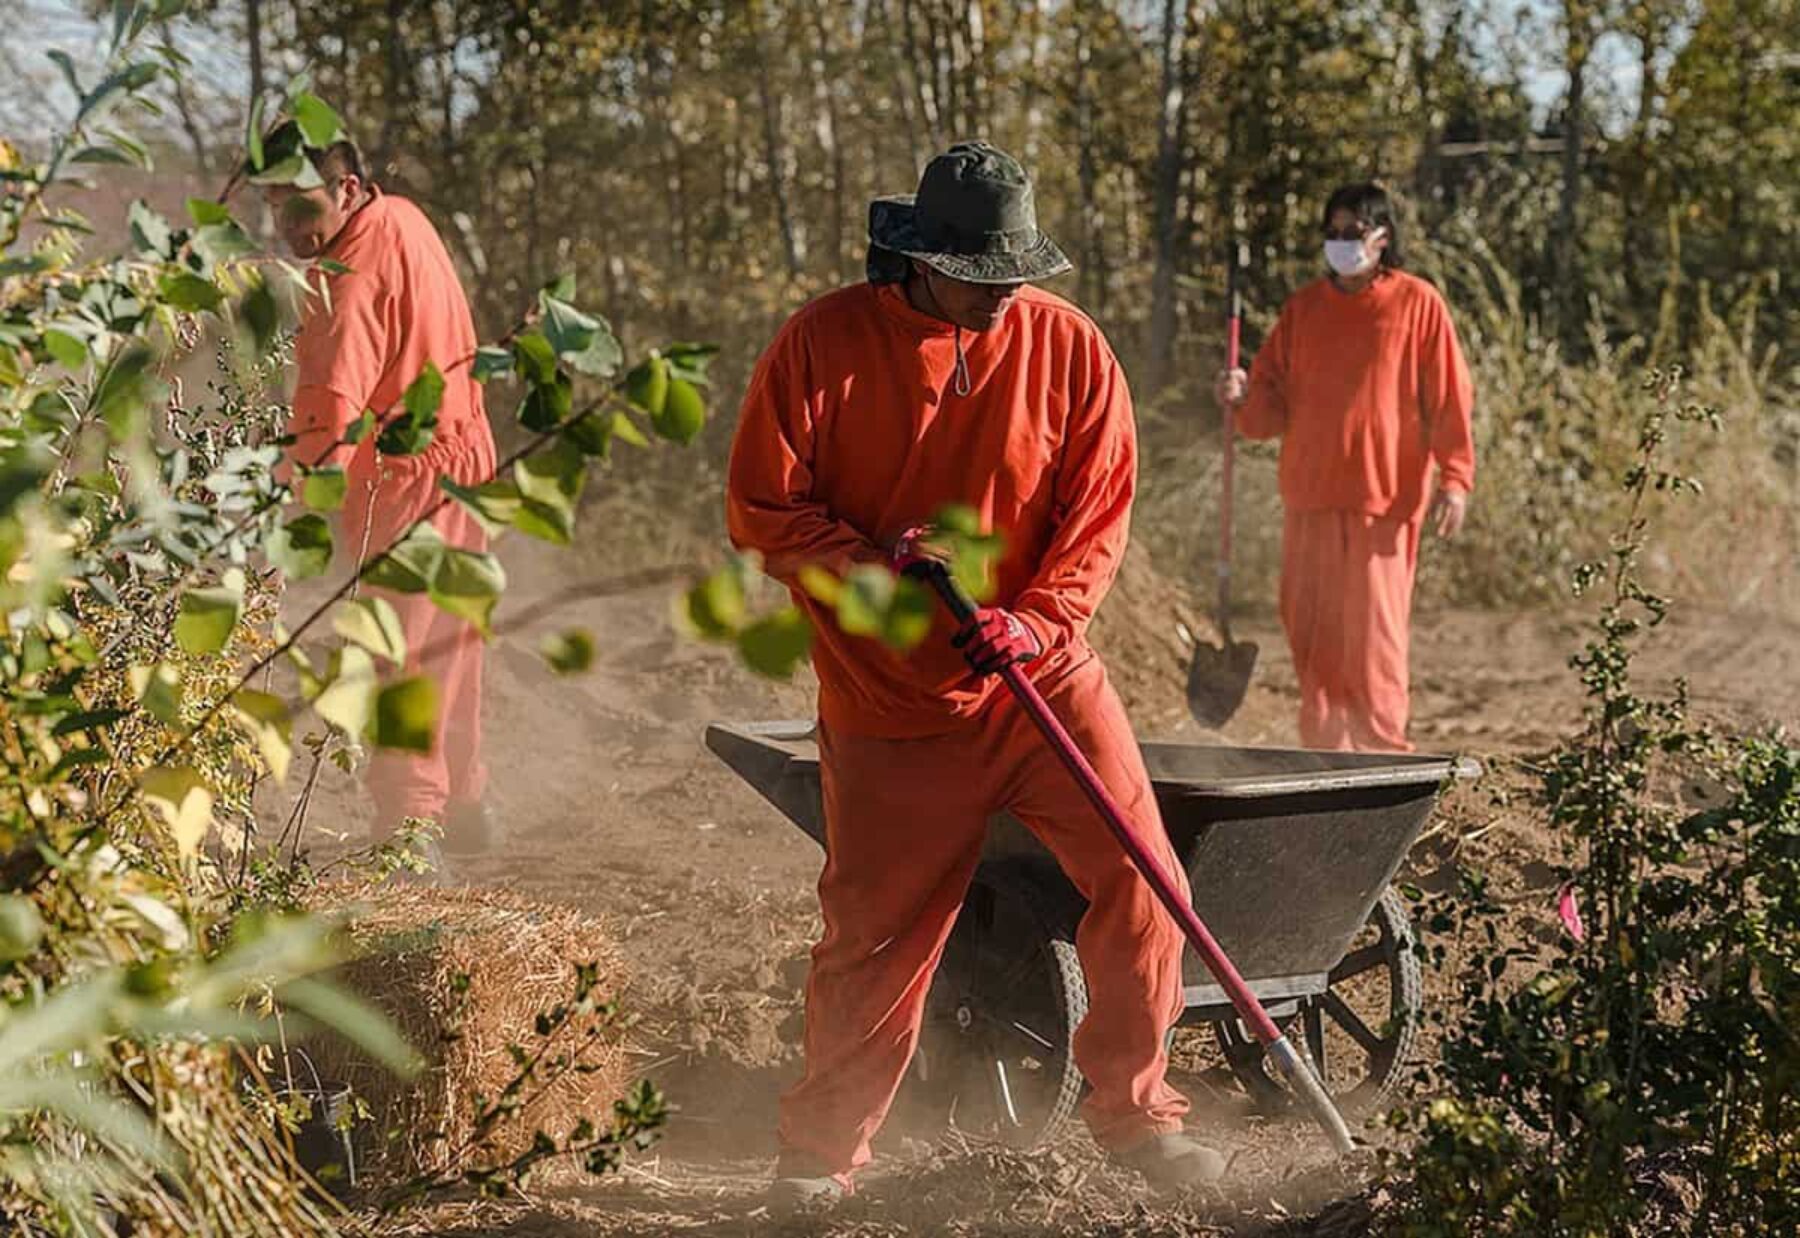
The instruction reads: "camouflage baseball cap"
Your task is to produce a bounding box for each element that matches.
[868,141,1072,285]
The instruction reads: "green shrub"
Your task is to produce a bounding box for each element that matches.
[0,6,756,1229]
[1389,369,1800,1237]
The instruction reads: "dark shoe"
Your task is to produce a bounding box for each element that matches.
[441,801,496,857]
[1110,1131,1227,1192]
[767,1152,847,1214]
[767,1175,845,1213]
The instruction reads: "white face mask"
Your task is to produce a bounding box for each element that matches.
[1324,231,1383,277]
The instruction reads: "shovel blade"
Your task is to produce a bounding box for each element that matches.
[1186,639,1259,728]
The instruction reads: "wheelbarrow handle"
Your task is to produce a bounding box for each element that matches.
[910,561,1355,1157]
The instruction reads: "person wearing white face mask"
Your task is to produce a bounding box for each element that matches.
[1211,182,1476,752]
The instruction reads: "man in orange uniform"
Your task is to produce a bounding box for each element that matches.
[728,143,1221,1207]
[260,130,497,865]
[1216,182,1475,752]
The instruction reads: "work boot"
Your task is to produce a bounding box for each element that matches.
[767,1152,847,1214]
[441,800,496,856]
[1109,1131,1228,1192]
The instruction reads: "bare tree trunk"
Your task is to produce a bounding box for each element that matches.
[750,1,804,278]
[1555,1,1591,346]
[526,159,543,285]
[1621,10,1663,308]
[920,0,955,140]
[644,43,687,275]
[1021,0,1046,165]
[1074,1,1102,312]
[1178,4,1212,297]
[965,0,990,133]
[721,116,740,271]
[1271,18,1299,280]
[162,19,212,172]
[940,0,966,137]
[810,5,847,277]
[1402,0,1439,203]
[939,0,987,136]
[1725,9,1753,277]
[245,0,265,116]
[335,11,351,103]
[1146,0,1188,393]
[431,2,456,159]
[379,0,408,166]
[872,0,925,168]
[899,0,942,149]
[426,0,472,274]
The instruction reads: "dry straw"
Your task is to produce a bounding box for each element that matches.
[303,883,632,1180]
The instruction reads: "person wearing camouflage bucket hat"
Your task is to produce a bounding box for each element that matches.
[866,140,1073,286]
[728,141,1224,1211]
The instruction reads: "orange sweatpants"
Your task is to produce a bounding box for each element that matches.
[1279,508,1421,753]
[342,434,495,825]
[780,655,1190,1181]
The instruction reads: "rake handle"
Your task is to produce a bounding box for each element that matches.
[918,564,1354,1156]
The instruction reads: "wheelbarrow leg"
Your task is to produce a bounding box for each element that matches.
[991,1057,1021,1130]
[1304,1003,1328,1085]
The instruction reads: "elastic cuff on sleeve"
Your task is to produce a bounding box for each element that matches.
[1013,609,1058,657]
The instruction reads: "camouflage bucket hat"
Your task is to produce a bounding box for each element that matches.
[868,141,1072,285]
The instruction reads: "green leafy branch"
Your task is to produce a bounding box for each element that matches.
[57,284,714,862]
[678,502,1005,677]
[0,0,177,259]
[1,21,686,1233]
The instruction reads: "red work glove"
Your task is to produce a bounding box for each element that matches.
[890,523,950,578]
[953,607,1041,676]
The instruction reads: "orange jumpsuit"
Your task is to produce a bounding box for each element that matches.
[1237,269,1475,752]
[290,188,497,824]
[727,283,1189,1183]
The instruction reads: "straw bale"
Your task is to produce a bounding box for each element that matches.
[301,883,633,1180]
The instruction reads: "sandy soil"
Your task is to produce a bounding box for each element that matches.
[282,536,1799,1237]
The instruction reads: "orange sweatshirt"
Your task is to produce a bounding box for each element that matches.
[1237,269,1475,519]
[290,187,493,482]
[727,282,1136,739]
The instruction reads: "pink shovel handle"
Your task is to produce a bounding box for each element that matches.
[917,563,1355,1154]
[1219,265,1243,634]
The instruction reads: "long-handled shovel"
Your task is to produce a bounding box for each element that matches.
[913,562,1356,1156]
[1185,245,1259,727]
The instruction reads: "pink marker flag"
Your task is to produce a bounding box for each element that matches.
[1557,882,1586,943]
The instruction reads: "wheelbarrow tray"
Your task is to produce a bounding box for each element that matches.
[705,721,1475,1017]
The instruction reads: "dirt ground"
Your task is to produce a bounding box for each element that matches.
[285,536,1800,1237]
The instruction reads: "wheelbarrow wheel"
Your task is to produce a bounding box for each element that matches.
[1213,886,1421,1117]
[899,869,1087,1147]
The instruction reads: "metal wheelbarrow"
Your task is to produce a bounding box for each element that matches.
[707,720,1478,1145]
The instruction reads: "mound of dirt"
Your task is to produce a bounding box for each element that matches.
[305,884,633,1180]
[1089,540,1218,737]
